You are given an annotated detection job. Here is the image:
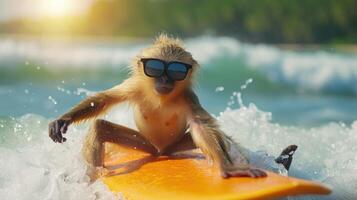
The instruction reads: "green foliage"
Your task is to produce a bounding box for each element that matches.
[86,0,357,43]
[1,0,356,43]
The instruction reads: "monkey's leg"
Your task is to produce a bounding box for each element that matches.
[164,133,197,155]
[82,119,157,167]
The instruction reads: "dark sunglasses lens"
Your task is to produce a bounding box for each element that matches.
[144,60,164,77]
[167,63,188,80]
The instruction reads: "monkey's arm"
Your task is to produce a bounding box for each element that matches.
[186,91,266,178]
[49,84,130,143]
[60,86,127,123]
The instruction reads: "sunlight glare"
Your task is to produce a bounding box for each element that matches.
[41,0,76,17]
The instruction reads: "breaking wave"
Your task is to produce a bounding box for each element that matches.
[0,36,356,94]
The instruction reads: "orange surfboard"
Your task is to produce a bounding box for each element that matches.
[102,143,331,200]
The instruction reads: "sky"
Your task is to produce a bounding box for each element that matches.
[0,0,94,21]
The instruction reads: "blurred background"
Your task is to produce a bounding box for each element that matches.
[0,0,356,126]
[0,1,357,199]
[0,0,356,43]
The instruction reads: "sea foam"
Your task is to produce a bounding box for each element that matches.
[0,103,356,199]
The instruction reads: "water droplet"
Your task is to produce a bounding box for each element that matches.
[48,96,57,105]
[215,86,224,92]
[240,78,253,90]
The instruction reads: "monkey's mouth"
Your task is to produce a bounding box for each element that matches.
[155,83,174,95]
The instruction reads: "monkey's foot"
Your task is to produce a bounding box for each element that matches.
[95,167,110,178]
[275,145,298,171]
[222,168,267,178]
[86,166,110,181]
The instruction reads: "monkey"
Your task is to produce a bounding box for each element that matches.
[49,34,269,179]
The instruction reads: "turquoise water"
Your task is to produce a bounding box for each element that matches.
[0,36,357,199]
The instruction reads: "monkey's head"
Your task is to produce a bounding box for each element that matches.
[133,34,198,101]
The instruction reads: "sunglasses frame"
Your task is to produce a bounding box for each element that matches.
[140,58,192,81]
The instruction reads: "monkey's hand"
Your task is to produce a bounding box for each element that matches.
[49,119,70,143]
[222,166,267,178]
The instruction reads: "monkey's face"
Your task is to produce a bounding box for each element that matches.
[141,58,193,95]
[134,35,197,99]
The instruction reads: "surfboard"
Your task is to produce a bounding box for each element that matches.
[102,142,331,200]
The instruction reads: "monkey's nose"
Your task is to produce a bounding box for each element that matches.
[161,75,169,82]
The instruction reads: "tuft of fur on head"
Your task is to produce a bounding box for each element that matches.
[133,33,197,67]
[153,34,183,48]
[130,34,198,109]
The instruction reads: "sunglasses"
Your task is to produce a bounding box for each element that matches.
[141,58,192,81]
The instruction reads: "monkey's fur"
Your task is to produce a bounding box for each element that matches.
[49,34,267,178]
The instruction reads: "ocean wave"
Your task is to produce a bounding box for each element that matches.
[0,104,356,199]
[0,38,143,69]
[187,36,357,95]
[0,36,356,94]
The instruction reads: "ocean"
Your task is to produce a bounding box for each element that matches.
[0,36,356,199]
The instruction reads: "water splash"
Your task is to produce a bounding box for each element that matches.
[227,78,254,108]
[240,78,253,90]
[0,115,121,200]
[0,104,355,199]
